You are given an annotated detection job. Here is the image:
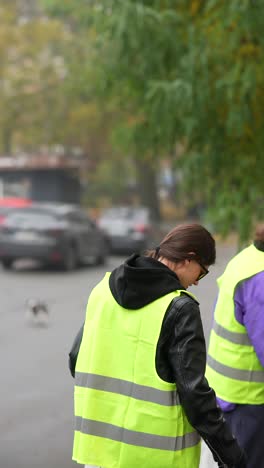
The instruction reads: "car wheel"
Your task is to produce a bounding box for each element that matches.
[2,259,13,270]
[95,240,109,265]
[94,253,106,265]
[85,244,108,266]
[61,245,77,271]
[84,253,105,266]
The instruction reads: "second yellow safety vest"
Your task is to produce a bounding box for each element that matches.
[206,244,264,404]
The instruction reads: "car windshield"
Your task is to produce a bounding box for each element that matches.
[0,207,11,215]
[5,210,58,228]
[102,207,149,221]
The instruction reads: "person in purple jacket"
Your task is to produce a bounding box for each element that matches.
[206,223,264,468]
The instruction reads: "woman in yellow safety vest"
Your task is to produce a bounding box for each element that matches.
[207,223,264,468]
[70,223,246,468]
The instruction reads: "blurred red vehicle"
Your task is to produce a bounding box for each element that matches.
[0,197,32,224]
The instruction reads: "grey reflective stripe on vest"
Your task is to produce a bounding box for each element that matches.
[75,416,200,451]
[213,320,251,346]
[207,355,264,383]
[75,372,180,406]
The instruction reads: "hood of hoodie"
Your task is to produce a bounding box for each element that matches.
[109,253,185,310]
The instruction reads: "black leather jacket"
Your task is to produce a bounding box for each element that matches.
[156,294,246,467]
[69,254,246,468]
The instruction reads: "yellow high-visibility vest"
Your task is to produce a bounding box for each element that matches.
[73,273,201,468]
[206,244,264,404]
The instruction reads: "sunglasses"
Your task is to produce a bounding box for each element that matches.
[196,260,209,281]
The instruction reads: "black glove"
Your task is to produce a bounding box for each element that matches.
[214,450,247,468]
[232,450,247,468]
[68,323,84,377]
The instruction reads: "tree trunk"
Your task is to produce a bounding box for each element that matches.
[2,128,12,154]
[133,157,161,222]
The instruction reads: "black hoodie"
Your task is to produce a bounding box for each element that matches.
[109,253,187,309]
[69,254,246,468]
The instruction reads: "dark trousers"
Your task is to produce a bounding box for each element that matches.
[224,404,264,468]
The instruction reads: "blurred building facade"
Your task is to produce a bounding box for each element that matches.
[0,154,83,203]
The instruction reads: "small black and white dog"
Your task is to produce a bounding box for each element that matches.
[25,298,49,327]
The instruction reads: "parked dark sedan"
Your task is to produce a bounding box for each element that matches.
[0,203,109,271]
[97,206,156,254]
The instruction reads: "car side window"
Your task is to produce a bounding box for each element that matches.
[65,212,80,224]
[67,210,96,230]
[81,214,97,230]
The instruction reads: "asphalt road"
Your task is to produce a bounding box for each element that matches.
[0,242,236,468]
